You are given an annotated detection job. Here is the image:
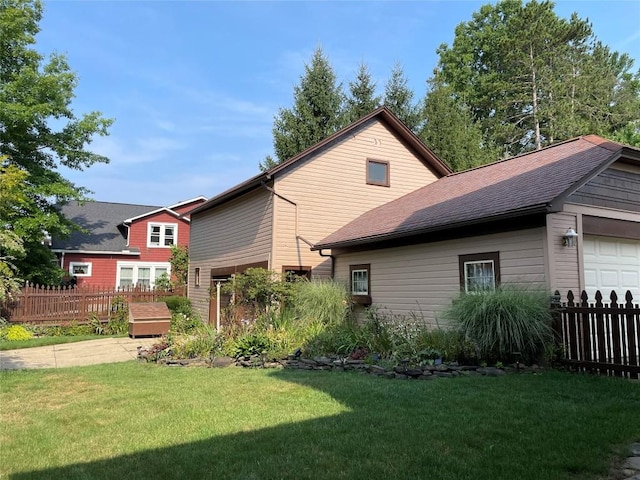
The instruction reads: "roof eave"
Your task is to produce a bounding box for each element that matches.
[312,204,551,251]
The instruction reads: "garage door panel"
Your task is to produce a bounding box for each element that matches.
[621,271,639,289]
[583,236,640,300]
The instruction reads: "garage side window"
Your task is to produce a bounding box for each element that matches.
[350,264,372,305]
[458,252,500,293]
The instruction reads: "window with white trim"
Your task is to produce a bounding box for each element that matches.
[147,223,178,248]
[350,264,372,305]
[116,262,171,288]
[459,252,500,293]
[350,264,370,295]
[69,262,92,277]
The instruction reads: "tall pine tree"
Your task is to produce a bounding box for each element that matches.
[383,63,421,131]
[261,47,345,169]
[418,77,500,171]
[344,63,381,123]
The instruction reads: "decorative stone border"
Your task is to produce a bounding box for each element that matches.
[138,348,543,378]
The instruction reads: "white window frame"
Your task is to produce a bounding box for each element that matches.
[351,268,369,295]
[69,262,92,277]
[116,261,171,288]
[147,222,178,248]
[463,260,496,293]
[459,252,500,293]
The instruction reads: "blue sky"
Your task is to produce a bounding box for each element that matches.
[37,0,640,207]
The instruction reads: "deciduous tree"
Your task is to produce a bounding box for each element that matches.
[0,0,112,284]
[434,0,639,155]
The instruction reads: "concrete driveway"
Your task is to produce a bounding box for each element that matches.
[0,337,159,371]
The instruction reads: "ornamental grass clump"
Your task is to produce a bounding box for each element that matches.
[293,279,351,326]
[444,284,553,363]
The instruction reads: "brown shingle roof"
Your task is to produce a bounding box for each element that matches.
[314,136,634,250]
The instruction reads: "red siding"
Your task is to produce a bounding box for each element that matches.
[62,253,134,287]
[172,199,205,218]
[60,204,200,288]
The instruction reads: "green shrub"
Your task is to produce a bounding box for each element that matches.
[170,325,217,359]
[164,296,192,316]
[222,268,292,318]
[443,284,553,363]
[170,311,203,334]
[4,325,33,341]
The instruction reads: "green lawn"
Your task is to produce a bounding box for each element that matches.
[1,364,638,480]
[0,334,127,351]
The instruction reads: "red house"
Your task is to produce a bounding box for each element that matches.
[51,197,206,288]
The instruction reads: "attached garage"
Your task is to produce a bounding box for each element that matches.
[583,235,640,300]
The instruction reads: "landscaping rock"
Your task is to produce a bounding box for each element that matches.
[436,364,450,372]
[300,358,317,366]
[313,356,333,366]
[394,373,408,380]
[624,458,640,470]
[211,356,235,368]
[369,365,387,375]
[405,368,423,378]
[435,372,453,378]
[631,444,640,456]
[346,359,365,365]
[477,367,506,376]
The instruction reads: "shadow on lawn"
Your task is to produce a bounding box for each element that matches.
[10,370,636,480]
[11,369,477,480]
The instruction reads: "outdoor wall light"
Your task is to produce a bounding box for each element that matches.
[562,228,578,247]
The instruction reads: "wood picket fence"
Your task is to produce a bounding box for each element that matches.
[0,283,186,325]
[553,289,640,379]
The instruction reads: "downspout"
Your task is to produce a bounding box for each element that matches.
[261,181,333,275]
[318,249,335,278]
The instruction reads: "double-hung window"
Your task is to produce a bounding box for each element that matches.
[148,223,177,248]
[350,264,372,305]
[459,252,500,293]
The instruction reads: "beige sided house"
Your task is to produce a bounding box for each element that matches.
[313,135,640,325]
[188,107,451,322]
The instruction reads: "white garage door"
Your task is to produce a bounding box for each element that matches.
[583,235,640,301]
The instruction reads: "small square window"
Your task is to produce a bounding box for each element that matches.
[367,159,390,186]
[459,252,500,293]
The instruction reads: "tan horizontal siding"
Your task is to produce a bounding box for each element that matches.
[334,228,547,326]
[273,119,440,274]
[546,212,580,295]
[188,188,273,320]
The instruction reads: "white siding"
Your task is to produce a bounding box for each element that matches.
[334,228,547,326]
[272,119,440,276]
[188,189,273,319]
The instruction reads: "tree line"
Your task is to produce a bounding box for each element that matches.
[263,0,640,172]
[1,0,639,297]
